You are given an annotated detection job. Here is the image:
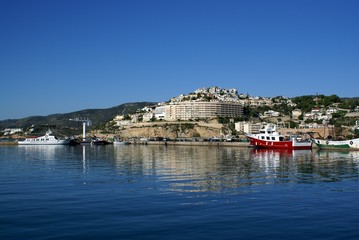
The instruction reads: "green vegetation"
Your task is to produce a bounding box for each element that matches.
[291,94,340,111]
[0,102,155,134]
[339,98,359,110]
[123,114,132,120]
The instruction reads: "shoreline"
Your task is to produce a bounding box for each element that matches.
[130,140,250,147]
[0,140,321,149]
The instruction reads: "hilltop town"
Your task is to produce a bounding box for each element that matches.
[104,87,359,140]
[2,86,359,140]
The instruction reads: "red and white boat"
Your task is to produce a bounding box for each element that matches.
[246,124,312,150]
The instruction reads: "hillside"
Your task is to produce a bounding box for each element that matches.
[117,120,224,139]
[2,88,359,139]
[0,102,156,134]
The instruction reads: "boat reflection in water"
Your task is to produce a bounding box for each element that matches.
[249,148,314,168]
[315,149,359,160]
[17,145,65,161]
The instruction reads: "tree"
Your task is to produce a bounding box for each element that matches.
[289,121,297,128]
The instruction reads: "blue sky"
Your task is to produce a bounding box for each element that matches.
[1,0,358,120]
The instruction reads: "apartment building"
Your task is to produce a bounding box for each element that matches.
[164,101,243,120]
[235,121,262,134]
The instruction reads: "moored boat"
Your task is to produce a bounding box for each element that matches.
[113,140,129,145]
[113,138,129,145]
[246,124,312,150]
[18,130,71,145]
[91,137,110,145]
[312,138,359,150]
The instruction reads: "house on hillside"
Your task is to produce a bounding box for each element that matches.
[292,109,302,119]
[262,110,280,118]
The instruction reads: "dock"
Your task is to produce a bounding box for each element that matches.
[131,140,250,147]
[0,142,18,145]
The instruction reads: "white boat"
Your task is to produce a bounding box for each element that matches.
[312,138,359,150]
[18,130,71,145]
[113,137,129,145]
[113,140,129,145]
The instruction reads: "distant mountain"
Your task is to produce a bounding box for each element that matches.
[0,102,156,131]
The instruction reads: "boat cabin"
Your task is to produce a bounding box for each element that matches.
[255,124,289,142]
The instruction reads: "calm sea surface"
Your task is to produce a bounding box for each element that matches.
[1,145,359,240]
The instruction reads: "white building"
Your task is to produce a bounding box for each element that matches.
[113,115,131,126]
[326,107,338,114]
[3,128,23,135]
[142,112,155,122]
[292,109,302,119]
[154,106,167,120]
[235,122,262,134]
[164,101,244,120]
[263,110,280,118]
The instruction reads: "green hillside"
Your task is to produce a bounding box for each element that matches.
[0,102,156,136]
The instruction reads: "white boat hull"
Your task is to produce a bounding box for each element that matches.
[313,138,359,150]
[18,139,70,145]
[113,141,129,145]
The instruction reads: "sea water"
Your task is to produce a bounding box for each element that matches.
[1,145,359,240]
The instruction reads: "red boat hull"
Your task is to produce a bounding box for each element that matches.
[247,136,312,150]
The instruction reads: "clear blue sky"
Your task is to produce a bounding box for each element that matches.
[1,0,358,120]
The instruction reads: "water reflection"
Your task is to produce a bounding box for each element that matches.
[297,150,359,183]
[17,145,65,161]
[15,145,359,193]
[315,149,359,161]
[82,145,87,174]
[110,146,359,193]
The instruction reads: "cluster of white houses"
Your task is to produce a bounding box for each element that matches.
[112,87,359,133]
[114,87,297,125]
[114,87,251,125]
[2,128,23,135]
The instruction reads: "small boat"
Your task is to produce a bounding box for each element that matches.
[18,130,71,145]
[113,140,129,145]
[113,137,129,145]
[246,124,312,150]
[91,137,110,145]
[312,138,359,150]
